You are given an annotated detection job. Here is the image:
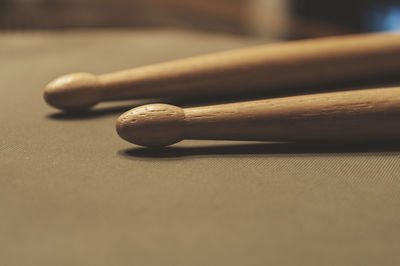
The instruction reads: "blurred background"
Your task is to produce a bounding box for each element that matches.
[1,0,400,38]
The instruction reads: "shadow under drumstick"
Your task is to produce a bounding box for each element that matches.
[46,104,136,120]
[45,97,160,120]
[119,141,400,159]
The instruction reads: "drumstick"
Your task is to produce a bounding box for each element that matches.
[44,33,400,111]
[116,86,400,147]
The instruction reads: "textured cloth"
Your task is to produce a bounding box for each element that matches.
[1,30,400,266]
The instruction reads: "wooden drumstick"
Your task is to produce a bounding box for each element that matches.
[116,87,400,147]
[44,33,400,111]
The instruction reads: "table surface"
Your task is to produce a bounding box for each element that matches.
[1,29,400,266]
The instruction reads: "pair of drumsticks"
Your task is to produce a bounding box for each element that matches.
[44,33,400,147]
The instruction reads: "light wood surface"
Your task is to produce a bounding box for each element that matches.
[44,33,400,111]
[116,86,400,147]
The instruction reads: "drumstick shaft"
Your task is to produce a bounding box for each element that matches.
[116,87,400,147]
[100,33,400,100]
[45,33,400,110]
[183,87,400,141]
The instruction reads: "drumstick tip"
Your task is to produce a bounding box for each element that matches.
[44,72,102,111]
[116,104,185,147]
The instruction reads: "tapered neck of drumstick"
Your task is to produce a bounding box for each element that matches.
[97,71,157,100]
[94,48,273,101]
[96,55,222,101]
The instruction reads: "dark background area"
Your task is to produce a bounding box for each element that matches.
[0,0,399,38]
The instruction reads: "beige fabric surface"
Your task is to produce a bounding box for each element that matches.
[1,29,400,266]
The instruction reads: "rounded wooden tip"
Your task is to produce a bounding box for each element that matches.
[116,104,185,147]
[44,73,102,111]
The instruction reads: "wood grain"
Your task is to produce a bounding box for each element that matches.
[116,86,400,147]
